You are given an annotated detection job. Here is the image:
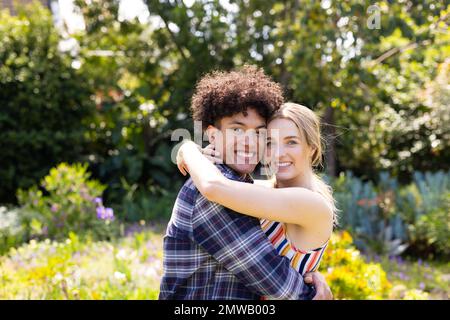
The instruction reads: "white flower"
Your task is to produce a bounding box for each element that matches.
[144,267,157,278]
[114,271,127,282]
[139,102,155,113]
[115,249,127,260]
[53,273,64,284]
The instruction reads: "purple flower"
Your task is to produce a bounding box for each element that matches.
[419,282,425,290]
[96,206,114,221]
[418,258,422,266]
[105,207,114,220]
[51,204,59,212]
[96,207,105,219]
[94,197,103,205]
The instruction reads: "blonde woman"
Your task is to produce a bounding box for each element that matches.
[177,103,337,284]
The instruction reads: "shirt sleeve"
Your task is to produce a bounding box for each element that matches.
[191,194,313,300]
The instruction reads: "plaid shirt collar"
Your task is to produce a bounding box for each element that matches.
[216,164,254,184]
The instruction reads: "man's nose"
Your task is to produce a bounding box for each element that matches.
[243,130,258,147]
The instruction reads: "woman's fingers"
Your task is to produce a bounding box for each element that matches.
[202,144,221,163]
[176,150,188,176]
[202,145,219,156]
[204,155,222,164]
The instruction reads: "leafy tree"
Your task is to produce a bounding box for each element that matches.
[0,4,94,204]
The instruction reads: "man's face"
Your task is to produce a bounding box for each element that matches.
[207,108,266,175]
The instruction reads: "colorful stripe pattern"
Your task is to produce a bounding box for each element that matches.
[260,219,328,275]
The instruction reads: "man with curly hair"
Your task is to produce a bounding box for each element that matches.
[159,65,331,300]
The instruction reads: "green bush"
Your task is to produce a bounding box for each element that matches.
[114,178,181,222]
[16,163,119,243]
[0,4,94,204]
[0,206,26,255]
[406,199,450,258]
[398,172,449,258]
[332,171,450,259]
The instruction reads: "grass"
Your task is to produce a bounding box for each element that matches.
[0,223,448,300]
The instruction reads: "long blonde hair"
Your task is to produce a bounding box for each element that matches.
[269,102,338,225]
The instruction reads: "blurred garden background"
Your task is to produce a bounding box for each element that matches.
[0,0,448,300]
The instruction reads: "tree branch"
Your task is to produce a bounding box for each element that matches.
[371,12,448,66]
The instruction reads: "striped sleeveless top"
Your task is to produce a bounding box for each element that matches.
[260,219,328,275]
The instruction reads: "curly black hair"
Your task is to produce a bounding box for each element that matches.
[191,65,284,130]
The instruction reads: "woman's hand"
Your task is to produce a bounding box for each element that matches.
[176,141,221,176]
[201,144,222,165]
[176,140,196,176]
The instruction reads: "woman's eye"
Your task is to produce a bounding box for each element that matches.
[233,128,244,134]
[287,140,297,145]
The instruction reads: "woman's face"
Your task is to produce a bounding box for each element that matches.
[266,118,313,183]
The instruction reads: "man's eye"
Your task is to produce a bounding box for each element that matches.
[233,128,244,134]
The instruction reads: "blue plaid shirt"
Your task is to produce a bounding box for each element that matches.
[159,164,314,300]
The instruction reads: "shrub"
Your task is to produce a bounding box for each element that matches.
[0,3,94,204]
[16,163,118,243]
[332,171,408,256]
[0,206,26,255]
[398,172,450,258]
[332,171,450,259]
[115,178,181,222]
[406,200,450,258]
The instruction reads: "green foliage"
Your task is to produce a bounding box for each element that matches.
[0,4,95,204]
[333,171,408,256]
[410,206,450,257]
[16,163,118,244]
[63,0,189,208]
[333,171,450,258]
[398,171,450,258]
[0,207,26,255]
[69,0,449,203]
[115,177,181,222]
[1,1,448,236]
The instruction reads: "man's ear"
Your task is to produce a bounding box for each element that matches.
[205,125,218,144]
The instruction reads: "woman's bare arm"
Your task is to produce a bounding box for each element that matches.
[178,140,333,231]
